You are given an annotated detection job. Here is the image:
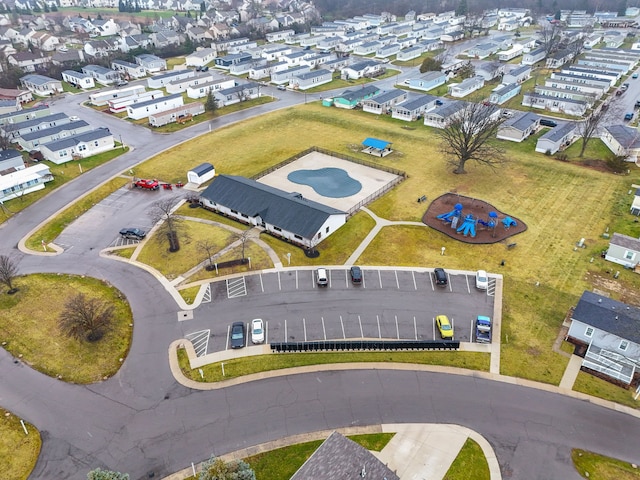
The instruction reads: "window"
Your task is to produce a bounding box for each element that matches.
[325,226,330,233]
[625,250,635,260]
[585,327,594,337]
[273,226,282,232]
[619,340,629,351]
[294,234,302,240]
[230,209,238,215]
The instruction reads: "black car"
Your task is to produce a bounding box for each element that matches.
[539,118,557,128]
[230,321,245,349]
[434,268,448,287]
[119,227,146,240]
[350,266,362,284]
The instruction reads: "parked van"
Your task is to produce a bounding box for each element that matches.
[316,268,328,287]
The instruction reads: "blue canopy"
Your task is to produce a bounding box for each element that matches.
[362,137,391,150]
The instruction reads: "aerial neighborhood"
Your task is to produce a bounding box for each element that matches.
[3,0,640,478]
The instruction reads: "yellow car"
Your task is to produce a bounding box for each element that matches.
[436,315,454,339]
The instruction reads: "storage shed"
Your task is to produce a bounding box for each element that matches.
[187,162,215,186]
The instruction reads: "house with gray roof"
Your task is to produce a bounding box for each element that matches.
[601,124,640,161]
[199,175,346,248]
[291,69,332,90]
[82,65,121,85]
[127,93,184,120]
[423,100,468,128]
[522,47,546,66]
[290,431,399,480]
[535,121,577,154]
[563,66,620,86]
[0,104,49,127]
[19,74,63,97]
[448,76,485,98]
[605,233,640,269]
[333,85,380,109]
[522,92,588,117]
[406,71,447,92]
[0,149,25,172]
[135,54,166,73]
[392,94,438,121]
[3,113,70,140]
[341,60,384,80]
[567,290,640,385]
[39,128,114,164]
[489,83,521,105]
[497,111,540,142]
[16,120,92,151]
[466,42,499,59]
[363,89,409,114]
[62,70,95,89]
[111,59,146,79]
[503,65,531,85]
[147,70,195,89]
[213,83,260,106]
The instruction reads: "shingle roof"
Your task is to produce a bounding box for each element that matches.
[129,93,182,109]
[398,94,436,111]
[367,89,406,104]
[295,69,331,80]
[572,290,640,344]
[336,84,380,101]
[11,112,68,130]
[610,232,640,251]
[290,432,399,480]
[41,128,111,152]
[200,175,344,239]
[604,125,640,149]
[0,104,48,121]
[20,120,89,141]
[504,111,540,131]
[0,149,22,161]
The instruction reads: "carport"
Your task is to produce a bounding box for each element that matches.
[361,137,393,157]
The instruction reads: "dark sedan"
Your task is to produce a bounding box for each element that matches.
[119,227,146,240]
[230,322,245,349]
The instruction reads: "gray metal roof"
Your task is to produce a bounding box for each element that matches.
[41,128,112,151]
[603,125,640,149]
[572,290,640,345]
[610,232,640,251]
[83,65,116,75]
[295,69,331,80]
[199,175,344,239]
[0,104,48,122]
[504,111,540,131]
[346,59,380,72]
[493,83,520,96]
[10,113,68,131]
[507,65,531,77]
[20,120,89,141]
[398,94,436,111]
[420,70,445,81]
[367,89,406,104]
[62,70,90,80]
[112,59,139,68]
[337,84,380,101]
[0,149,22,161]
[129,93,182,109]
[290,431,399,480]
[430,100,467,118]
[190,162,214,176]
[20,74,59,86]
[565,66,619,78]
[540,121,577,142]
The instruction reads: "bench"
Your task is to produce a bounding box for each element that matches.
[417,195,427,203]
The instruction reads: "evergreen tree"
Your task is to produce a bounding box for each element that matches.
[44,3,49,12]
[200,1,205,13]
[186,9,192,17]
[51,3,57,11]
[455,0,467,17]
[204,89,216,112]
[118,0,125,12]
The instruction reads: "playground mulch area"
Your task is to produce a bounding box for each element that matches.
[422,193,527,245]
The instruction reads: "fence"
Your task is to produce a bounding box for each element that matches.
[270,340,459,353]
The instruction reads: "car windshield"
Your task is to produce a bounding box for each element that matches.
[253,326,262,334]
[477,274,487,282]
[440,323,451,330]
[232,328,243,339]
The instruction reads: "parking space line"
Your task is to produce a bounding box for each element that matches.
[278,272,281,291]
[413,316,417,340]
[451,318,455,340]
[345,270,349,288]
[295,270,298,290]
[245,322,249,348]
[429,272,434,290]
[329,270,332,288]
[362,271,366,289]
[395,315,399,340]
[340,315,345,339]
[378,270,382,289]
[465,275,471,294]
[303,318,307,341]
[395,270,399,289]
[321,317,326,340]
[432,317,435,339]
[376,315,381,339]
[358,315,363,338]
[470,318,474,342]
[266,320,269,344]
[284,319,287,341]
[225,325,230,350]
[311,270,315,288]
[412,271,417,290]
[259,273,264,293]
[447,273,452,292]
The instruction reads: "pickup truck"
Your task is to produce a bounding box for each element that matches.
[475,315,492,343]
[134,179,160,190]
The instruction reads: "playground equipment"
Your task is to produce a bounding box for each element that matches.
[502,216,517,229]
[437,203,463,223]
[456,214,477,237]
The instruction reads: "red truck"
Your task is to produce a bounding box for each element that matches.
[134,179,160,190]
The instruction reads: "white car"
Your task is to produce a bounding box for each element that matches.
[475,270,488,290]
[251,318,264,344]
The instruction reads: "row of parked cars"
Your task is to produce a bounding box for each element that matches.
[230,318,264,349]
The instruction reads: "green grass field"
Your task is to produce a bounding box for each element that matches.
[572,449,640,479]
[0,409,40,480]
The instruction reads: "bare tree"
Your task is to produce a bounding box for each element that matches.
[234,227,253,261]
[437,101,507,174]
[197,239,217,270]
[538,22,563,56]
[0,254,19,294]
[59,293,115,342]
[576,100,623,157]
[149,196,184,252]
[0,123,16,150]
[234,85,248,102]
[566,39,585,64]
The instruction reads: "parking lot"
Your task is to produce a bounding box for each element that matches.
[184,267,497,356]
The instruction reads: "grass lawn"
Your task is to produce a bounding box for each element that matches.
[59,6,174,18]
[443,438,490,480]
[0,274,133,383]
[25,177,129,251]
[245,433,395,480]
[0,408,40,480]
[572,449,640,479]
[178,347,490,382]
[1,148,129,226]
[165,56,185,69]
[572,372,639,409]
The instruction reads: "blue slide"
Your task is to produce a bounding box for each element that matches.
[437,203,463,223]
[456,214,477,237]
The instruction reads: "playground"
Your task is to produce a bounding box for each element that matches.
[423,193,527,244]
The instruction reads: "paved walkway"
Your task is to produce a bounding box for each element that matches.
[559,355,584,389]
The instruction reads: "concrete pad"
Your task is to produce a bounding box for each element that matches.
[559,354,583,390]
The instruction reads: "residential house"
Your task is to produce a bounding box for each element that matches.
[396,45,424,62]
[51,49,84,67]
[363,89,409,115]
[89,85,146,106]
[535,121,577,154]
[89,18,118,37]
[467,42,499,59]
[39,128,114,164]
[0,163,53,203]
[215,53,253,69]
[148,102,205,127]
[354,41,382,56]
[489,83,521,104]
[333,85,380,109]
[406,71,447,92]
[151,29,183,48]
[126,93,184,120]
[577,58,633,73]
[82,65,121,86]
[135,54,167,73]
[522,92,588,117]
[440,29,465,42]
[584,33,602,49]
[522,47,546,66]
[84,38,120,58]
[108,91,164,114]
[19,74,63,97]
[605,233,640,268]
[503,65,531,85]
[392,95,438,121]
[476,62,506,82]
[291,70,332,91]
[423,100,468,128]
[544,78,606,99]
[185,48,216,67]
[271,65,311,85]
[213,82,260,106]
[17,120,93,151]
[0,88,32,105]
[631,189,640,216]
[0,105,49,127]
[601,125,640,161]
[0,149,25,171]
[228,60,254,76]
[448,76,485,98]
[28,31,59,51]
[266,30,295,42]
[551,72,611,91]
[566,290,640,385]
[61,70,95,89]
[166,72,214,94]
[0,99,18,116]
[545,49,573,69]
[147,70,194,89]
[8,52,50,72]
[111,60,146,79]
[199,175,347,248]
[3,112,70,139]
[603,32,625,49]
[530,84,596,105]
[376,43,401,58]
[341,60,384,80]
[497,111,540,142]
[498,44,523,62]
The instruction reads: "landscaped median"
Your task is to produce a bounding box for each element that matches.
[0,407,40,480]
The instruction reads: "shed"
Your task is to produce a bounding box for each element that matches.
[361,137,392,157]
[187,162,215,186]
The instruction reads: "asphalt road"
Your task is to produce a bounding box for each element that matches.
[1,66,640,480]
